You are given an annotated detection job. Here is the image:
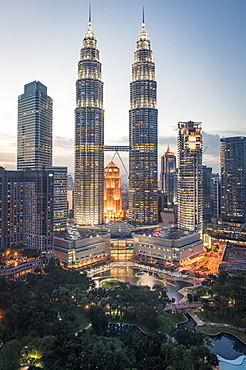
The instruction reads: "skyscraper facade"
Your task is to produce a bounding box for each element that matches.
[202,165,213,221]
[129,16,158,224]
[17,81,53,170]
[74,13,104,225]
[0,167,54,256]
[177,121,203,233]
[45,166,67,232]
[220,137,246,223]
[160,147,177,206]
[211,173,221,218]
[104,162,123,223]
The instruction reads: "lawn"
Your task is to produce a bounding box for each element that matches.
[74,306,90,329]
[108,311,187,334]
[186,271,207,278]
[158,311,187,333]
[226,269,246,278]
[197,324,246,343]
[196,309,244,328]
[102,279,121,288]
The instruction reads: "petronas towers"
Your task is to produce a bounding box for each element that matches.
[74,12,104,225]
[74,10,158,225]
[129,18,158,224]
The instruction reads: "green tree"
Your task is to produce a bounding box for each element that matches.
[87,305,108,335]
[0,339,21,370]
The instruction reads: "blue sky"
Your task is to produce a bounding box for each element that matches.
[1,0,246,174]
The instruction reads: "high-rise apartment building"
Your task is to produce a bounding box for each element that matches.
[177,121,203,233]
[211,173,221,218]
[220,137,246,223]
[129,15,158,224]
[202,165,213,221]
[160,147,177,206]
[45,166,67,232]
[0,167,54,256]
[74,12,104,225]
[17,81,53,170]
[104,162,123,223]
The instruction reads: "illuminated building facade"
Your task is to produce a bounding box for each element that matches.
[104,162,123,222]
[220,137,246,223]
[129,15,158,224]
[177,121,203,233]
[74,12,104,225]
[54,223,203,268]
[160,147,177,206]
[134,228,203,266]
[202,165,213,221]
[17,81,52,170]
[0,167,54,256]
[45,166,67,232]
[211,173,221,218]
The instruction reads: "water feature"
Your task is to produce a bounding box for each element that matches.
[93,267,246,369]
[210,333,246,360]
[180,313,246,369]
[93,267,192,302]
[105,323,141,337]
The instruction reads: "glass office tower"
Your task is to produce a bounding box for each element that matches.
[74,13,104,225]
[220,137,246,223]
[129,16,158,224]
[178,121,203,233]
[17,81,53,170]
[160,147,177,206]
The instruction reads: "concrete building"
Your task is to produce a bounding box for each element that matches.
[54,223,203,268]
[0,167,54,257]
[220,137,246,223]
[54,234,110,267]
[211,173,220,219]
[45,166,67,232]
[202,165,213,222]
[134,228,203,266]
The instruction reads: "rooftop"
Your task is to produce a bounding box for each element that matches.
[135,226,195,240]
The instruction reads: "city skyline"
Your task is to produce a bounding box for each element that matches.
[1,0,246,174]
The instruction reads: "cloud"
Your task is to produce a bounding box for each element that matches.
[105,135,129,145]
[211,130,246,137]
[0,133,17,170]
[54,136,73,152]
[0,131,222,174]
[158,131,220,172]
[0,152,16,170]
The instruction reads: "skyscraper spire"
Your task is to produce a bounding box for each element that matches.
[138,7,149,43]
[85,4,94,40]
[89,4,91,24]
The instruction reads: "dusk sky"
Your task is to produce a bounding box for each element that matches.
[1,0,246,175]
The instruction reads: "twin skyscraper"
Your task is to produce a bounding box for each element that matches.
[74,9,158,226]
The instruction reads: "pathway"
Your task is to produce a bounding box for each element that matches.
[187,310,245,331]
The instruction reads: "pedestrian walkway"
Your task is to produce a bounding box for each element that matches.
[187,310,245,331]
